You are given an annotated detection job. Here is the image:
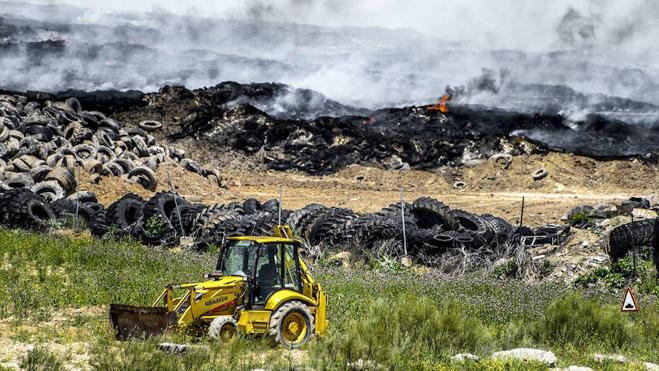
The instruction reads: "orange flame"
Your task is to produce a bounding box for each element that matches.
[428,94,450,113]
[362,116,376,125]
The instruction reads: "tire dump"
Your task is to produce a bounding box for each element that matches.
[0,88,657,276]
[1,4,659,368]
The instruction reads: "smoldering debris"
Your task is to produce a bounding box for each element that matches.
[3,1,659,114]
[8,82,655,176]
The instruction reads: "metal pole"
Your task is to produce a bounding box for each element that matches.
[631,213,637,276]
[167,171,184,236]
[519,196,525,226]
[74,166,80,231]
[278,186,282,226]
[400,188,407,257]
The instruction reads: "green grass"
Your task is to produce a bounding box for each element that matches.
[20,347,63,371]
[0,229,657,370]
[0,229,213,319]
[575,254,659,295]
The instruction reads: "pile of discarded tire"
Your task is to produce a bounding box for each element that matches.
[0,186,572,271]
[0,94,221,200]
[64,192,573,259]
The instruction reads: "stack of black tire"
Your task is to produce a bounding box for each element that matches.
[0,187,103,231]
[0,187,564,269]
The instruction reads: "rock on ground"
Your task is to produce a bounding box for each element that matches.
[452,353,480,362]
[492,348,557,367]
[592,353,626,363]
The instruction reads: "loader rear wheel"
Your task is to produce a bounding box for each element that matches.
[269,301,314,348]
[208,316,238,341]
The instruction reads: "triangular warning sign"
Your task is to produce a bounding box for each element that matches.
[621,288,639,312]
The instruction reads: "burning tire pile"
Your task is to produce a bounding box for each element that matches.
[121,83,659,175]
[0,94,221,199]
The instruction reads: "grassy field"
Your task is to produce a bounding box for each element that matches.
[0,229,657,370]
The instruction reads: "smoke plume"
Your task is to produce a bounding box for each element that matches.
[1,0,658,119]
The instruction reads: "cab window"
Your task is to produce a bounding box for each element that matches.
[282,244,302,292]
[218,240,257,277]
[253,243,303,304]
[254,243,281,304]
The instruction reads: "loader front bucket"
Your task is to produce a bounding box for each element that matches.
[109,304,177,340]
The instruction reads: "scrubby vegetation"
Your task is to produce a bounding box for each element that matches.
[575,253,659,295]
[0,229,657,370]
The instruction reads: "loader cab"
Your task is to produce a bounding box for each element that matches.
[217,238,304,307]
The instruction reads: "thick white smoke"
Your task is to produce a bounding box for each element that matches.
[3,0,659,113]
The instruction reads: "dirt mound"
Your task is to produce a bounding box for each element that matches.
[459,152,659,194]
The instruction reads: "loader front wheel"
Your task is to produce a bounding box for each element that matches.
[269,301,314,348]
[208,316,238,342]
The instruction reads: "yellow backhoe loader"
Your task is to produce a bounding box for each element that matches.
[109,225,328,348]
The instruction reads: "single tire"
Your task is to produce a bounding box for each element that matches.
[268,301,315,348]
[169,203,205,236]
[208,316,239,341]
[51,199,77,217]
[72,144,96,160]
[6,189,55,229]
[63,122,92,144]
[128,166,157,191]
[25,125,53,142]
[412,197,457,229]
[65,97,82,113]
[95,145,117,162]
[3,173,34,189]
[67,191,97,204]
[450,209,494,242]
[609,218,656,261]
[454,233,475,246]
[139,120,163,132]
[89,209,109,237]
[532,168,548,181]
[142,192,187,240]
[112,158,134,174]
[490,153,513,168]
[29,164,52,183]
[46,167,75,191]
[481,214,512,240]
[132,136,149,157]
[32,181,65,202]
[101,162,124,177]
[433,230,458,247]
[95,130,115,148]
[243,198,262,215]
[106,194,145,236]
